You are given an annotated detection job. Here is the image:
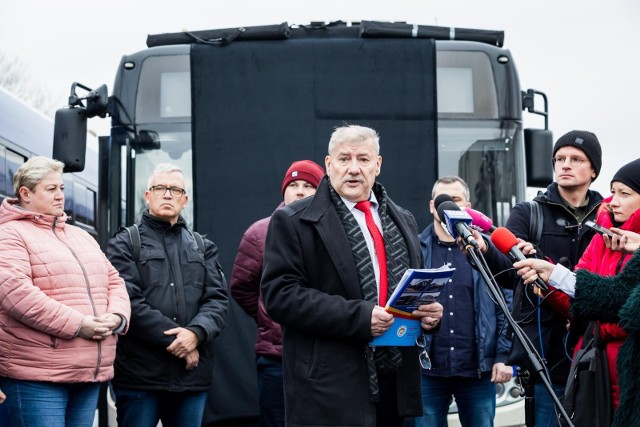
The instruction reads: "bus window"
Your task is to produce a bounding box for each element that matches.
[72,182,97,227]
[63,175,74,215]
[6,149,26,196]
[137,55,190,124]
[74,182,86,224]
[437,50,498,119]
[0,145,6,197]
[86,187,96,228]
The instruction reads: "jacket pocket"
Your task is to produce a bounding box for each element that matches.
[139,249,168,286]
[185,250,205,289]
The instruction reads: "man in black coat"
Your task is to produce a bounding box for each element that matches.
[107,163,228,427]
[261,125,443,427]
[479,130,604,426]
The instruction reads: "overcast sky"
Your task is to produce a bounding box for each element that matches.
[1,0,638,195]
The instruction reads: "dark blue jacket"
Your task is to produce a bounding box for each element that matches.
[419,224,512,373]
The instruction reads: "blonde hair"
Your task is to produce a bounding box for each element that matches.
[14,156,65,200]
[328,125,380,155]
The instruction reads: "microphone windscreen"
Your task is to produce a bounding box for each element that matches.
[436,200,460,219]
[491,227,518,255]
[466,208,493,232]
[434,193,454,210]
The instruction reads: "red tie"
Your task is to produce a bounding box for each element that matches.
[355,201,388,306]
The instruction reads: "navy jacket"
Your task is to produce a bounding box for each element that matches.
[419,224,512,374]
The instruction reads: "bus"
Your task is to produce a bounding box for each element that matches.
[53,21,553,426]
[0,86,98,235]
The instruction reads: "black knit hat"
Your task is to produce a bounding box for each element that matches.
[611,158,640,195]
[552,130,602,180]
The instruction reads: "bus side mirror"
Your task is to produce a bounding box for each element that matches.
[53,107,87,173]
[524,128,553,188]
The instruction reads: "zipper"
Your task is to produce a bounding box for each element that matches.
[51,217,102,379]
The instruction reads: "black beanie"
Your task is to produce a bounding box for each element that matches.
[552,130,602,180]
[611,158,640,195]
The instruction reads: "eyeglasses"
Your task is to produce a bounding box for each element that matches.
[416,333,432,370]
[149,185,186,198]
[552,156,587,167]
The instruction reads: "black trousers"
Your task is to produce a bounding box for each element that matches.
[377,373,403,427]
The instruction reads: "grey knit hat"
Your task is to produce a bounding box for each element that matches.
[552,130,602,180]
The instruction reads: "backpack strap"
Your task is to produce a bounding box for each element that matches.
[125,224,141,262]
[126,225,204,261]
[528,200,543,247]
[192,231,205,253]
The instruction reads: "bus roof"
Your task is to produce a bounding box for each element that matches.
[146,20,505,48]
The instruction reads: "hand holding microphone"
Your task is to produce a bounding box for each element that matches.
[490,227,550,291]
[436,201,479,249]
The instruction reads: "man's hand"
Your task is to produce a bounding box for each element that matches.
[471,229,488,254]
[164,327,199,358]
[412,302,443,331]
[491,362,513,384]
[0,388,6,404]
[184,349,200,370]
[370,306,394,337]
[516,238,537,256]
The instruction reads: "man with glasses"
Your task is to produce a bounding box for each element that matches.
[412,176,513,427]
[106,163,228,427]
[479,130,604,426]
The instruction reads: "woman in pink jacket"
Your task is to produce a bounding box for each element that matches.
[0,156,131,427]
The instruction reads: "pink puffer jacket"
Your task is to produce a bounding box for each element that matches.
[0,198,130,383]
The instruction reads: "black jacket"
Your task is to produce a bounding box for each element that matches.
[261,178,424,427]
[483,182,603,384]
[107,212,228,391]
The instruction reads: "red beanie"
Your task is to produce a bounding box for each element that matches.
[281,160,325,196]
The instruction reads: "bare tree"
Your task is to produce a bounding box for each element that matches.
[0,50,63,117]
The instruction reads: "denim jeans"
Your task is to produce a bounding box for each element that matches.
[113,386,207,427]
[256,355,285,427]
[0,377,100,427]
[413,375,496,427]
[533,382,566,427]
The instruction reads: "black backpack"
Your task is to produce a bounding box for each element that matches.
[528,200,543,247]
[560,321,612,427]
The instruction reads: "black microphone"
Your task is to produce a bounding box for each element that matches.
[437,201,479,249]
[491,227,549,291]
[433,193,454,211]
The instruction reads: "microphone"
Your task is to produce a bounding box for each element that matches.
[465,207,496,233]
[437,201,479,248]
[490,227,548,291]
[433,193,454,211]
